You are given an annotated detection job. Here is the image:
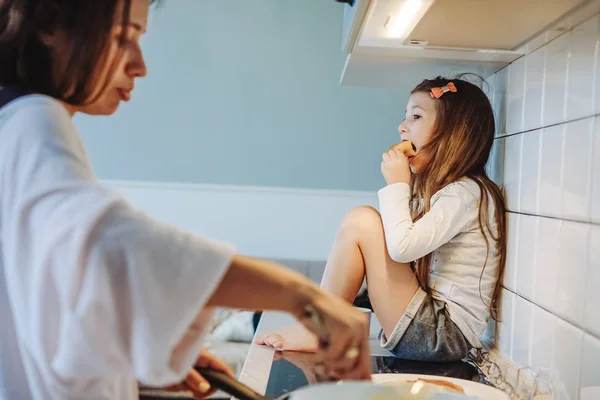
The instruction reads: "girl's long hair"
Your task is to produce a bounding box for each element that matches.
[410,74,506,320]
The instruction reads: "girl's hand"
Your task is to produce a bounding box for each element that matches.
[381,148,411,185]
[164,349,235,399]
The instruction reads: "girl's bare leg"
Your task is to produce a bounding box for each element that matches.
[257,206,419,351]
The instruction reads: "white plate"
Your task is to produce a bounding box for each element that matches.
[372,373,509,400]
[290,381,473,400]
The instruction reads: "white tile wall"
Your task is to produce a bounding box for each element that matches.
[580,334,600,400]
[524,48,545,132]
[591,118,600,223]
[567,15,599,122]
[485,72,495,106]
[516,214,537,300]
[504,213,519,291]
[538,125,565,218]
[562,119,594,221]
[512,296,533,367]
[494,68,509,136]
[531,306,556,371]
[486,137,505,186]
[487,13,600,400]
[543,31,569,127]
[556,221,589,326]
[584,225,600,337]
[552,318,583,400]
[534,217,561,313]
[520,130,541,214]
[503,135,523,211]
[595,34,600,116]
[497,288,515,357]
[507,56,526,135]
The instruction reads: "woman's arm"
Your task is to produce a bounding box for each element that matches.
[206,255,320,316]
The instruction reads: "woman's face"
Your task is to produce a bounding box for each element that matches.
[73,0,149,115]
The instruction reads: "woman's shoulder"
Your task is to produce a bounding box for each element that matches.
[0,93,80,172]
[0,93,74,144]
[0,93,67,121]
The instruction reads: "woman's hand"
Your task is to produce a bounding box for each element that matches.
[206,255,372,380]
[381,148,411,185]
[163,349,235,399]
[299,291,371,381]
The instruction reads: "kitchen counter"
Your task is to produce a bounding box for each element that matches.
[238,311,392,394]
[238,311,478,398]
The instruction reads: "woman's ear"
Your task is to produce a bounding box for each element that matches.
[38,30,66,48]
[34,1,64,48]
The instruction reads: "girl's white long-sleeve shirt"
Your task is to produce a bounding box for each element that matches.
[378,179,500,348]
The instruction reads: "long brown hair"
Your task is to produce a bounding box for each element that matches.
[410,74,506,321]
[0,0,155,105]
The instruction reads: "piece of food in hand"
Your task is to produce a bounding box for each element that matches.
[389,141,417,157]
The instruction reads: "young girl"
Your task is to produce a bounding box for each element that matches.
[259,76,507,362]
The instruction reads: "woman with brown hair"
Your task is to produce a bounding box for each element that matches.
[0,1,371,398]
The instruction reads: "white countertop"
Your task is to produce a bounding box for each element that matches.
[237,310,392,396]
[234,312,513,400]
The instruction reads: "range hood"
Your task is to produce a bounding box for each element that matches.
[338,0,600,88]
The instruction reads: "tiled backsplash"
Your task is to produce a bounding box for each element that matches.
[485,13,600,400]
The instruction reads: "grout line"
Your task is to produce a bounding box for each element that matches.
[578,211,595,396]
[563,31,571,125]
[558,110,567,223]
[520,55,527,136]
[526,219,540,368]
[495,112,600,139]
[534,45,547,217]
[508,212,521,301]
[508,212,520,360]
[589,37,600,233]
[534,105,544,216]
[592,35,600,117]
[501,286,600,343]
[506,210,600,226]
[560,39,572,220]
[585,117,597,226]
[538,45,547,145]
[515,122,524,216]
[509,281,516,360]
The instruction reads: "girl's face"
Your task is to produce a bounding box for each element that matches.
[70,0,149,115]
[397,91,437,174]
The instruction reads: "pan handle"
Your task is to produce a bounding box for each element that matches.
[194,367,270,400]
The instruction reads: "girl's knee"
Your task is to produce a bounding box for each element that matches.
[345,205,380,220]
[341,206,382,232]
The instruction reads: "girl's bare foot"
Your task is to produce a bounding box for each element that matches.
[255,323,319,352]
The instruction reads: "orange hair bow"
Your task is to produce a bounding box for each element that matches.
[430,82,457,99]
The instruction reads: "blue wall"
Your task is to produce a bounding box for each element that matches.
[75,0,406,191]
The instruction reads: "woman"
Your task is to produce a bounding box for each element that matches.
[0,1,371,399]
